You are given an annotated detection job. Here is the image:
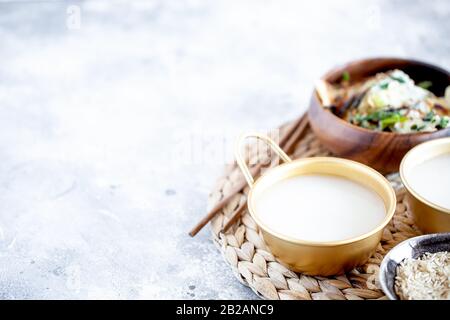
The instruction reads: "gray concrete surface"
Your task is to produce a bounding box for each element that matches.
[0,0,448,299]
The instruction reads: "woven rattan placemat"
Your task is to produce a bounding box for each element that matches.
[209,120,422,300]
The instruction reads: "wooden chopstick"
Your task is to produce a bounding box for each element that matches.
[188,114,307,237]
[221,201,247,233]
[221,114,309,232]
[188,166,259,237]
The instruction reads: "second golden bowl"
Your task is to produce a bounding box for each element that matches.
[400,137,450,234]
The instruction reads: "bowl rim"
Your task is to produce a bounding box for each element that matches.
[399,137,450,214]
[246,156,397,247]
[312,56,450,137]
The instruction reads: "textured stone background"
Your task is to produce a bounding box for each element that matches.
[0,0,448,299]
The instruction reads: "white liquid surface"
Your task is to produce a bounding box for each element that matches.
[254,174,386,242]
[407,153,450,209]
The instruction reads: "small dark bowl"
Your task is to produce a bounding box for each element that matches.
[308,57,450,174]
[379,233,450,300]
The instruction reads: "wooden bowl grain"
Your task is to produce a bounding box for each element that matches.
[308,57,450,174]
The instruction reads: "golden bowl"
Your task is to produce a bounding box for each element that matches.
[400,137,450,234]
[235,133,396,276]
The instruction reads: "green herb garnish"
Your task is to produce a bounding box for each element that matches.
[364,110,400,122]
[416,125,426,131]
[355,110,408,131]
[379,82,389,90]
[417,81,433,90]
[410,124,426,131]
[390,75,406,83]
[423,112,435,122]
[379,113,408,130]
[353,114,365,123]
[342,71,350,82]
[439,117,449,128]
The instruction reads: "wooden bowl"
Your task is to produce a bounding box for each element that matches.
[308,57,450,174]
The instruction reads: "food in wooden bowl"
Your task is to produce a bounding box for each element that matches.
[308,58,450,173]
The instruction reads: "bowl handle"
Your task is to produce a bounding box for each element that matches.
[235,133,292,187]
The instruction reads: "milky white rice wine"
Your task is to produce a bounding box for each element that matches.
[253,174,386,242]
[407,153,450,209]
